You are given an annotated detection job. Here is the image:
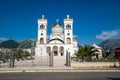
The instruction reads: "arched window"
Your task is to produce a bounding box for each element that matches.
[66,24,71,29]
[66,37,71,44]
[40,24,45,29]
[40,38,44,44]
[73,37,77,42]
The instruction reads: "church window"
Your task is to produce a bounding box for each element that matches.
[67,37,71,44]
[73,38,77,41]
[41,33,43,35]
[67,33,70,35]
[40,38,44,44]
[66,24,71,29]
[40,24,45,29]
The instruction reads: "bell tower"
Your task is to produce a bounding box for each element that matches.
[64,15,73,44]
[37,15,47,44]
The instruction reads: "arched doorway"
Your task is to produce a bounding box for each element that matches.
[60,46,64,56]
[47,46,51,56]
[40,38,44,44]
[53,46,58,56]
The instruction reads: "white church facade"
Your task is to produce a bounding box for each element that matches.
[35,15,78,57]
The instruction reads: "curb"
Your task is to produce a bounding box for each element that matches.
[0,69,120,73]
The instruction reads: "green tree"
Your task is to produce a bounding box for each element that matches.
[4,52,9,61]
[75,45,97,61]
[0,51,2,57]
[15,49,24,60]
[24,51,31,59]
[0,51,3,61]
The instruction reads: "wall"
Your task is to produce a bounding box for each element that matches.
[72,62,119,68]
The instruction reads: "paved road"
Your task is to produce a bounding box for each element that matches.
[0,72,120,80]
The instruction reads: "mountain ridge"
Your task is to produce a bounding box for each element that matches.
[98,38,120,52]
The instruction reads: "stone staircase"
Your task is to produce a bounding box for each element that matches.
[53,56,66,67]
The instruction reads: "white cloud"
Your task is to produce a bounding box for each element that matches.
[96,30,119,40]
[0,37,9,41]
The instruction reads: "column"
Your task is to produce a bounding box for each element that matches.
[58,46,60,56]
[49,46,53,67]
[64,47,66,56]
[51,46,53,55]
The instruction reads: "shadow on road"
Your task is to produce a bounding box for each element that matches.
[107,77,120,80]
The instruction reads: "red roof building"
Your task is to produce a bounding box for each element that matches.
[114,46,120,58]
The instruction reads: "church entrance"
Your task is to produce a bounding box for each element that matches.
[53,46,58,56]
[51,46,66,66]
[54,51,58,56]
[60,46,64,56]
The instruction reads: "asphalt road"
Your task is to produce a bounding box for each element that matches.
[0,72,120,80]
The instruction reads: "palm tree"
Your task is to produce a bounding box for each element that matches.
[75,45,97,61]
[75,46,86,59]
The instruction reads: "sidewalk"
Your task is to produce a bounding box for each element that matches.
[0,66,120,73]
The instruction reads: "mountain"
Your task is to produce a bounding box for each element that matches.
[98,38,120,52]
[18,40,36,48]
[0,39,19,48]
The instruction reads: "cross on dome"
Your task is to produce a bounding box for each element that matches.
[56,19,59,23]
[42,15,44,19]
[67,15,70,19]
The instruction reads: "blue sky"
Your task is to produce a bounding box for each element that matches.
[0,0,120,45]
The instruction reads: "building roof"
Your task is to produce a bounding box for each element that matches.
[48,38,64,43]
[52,19,63,29]
[92,43,101,49]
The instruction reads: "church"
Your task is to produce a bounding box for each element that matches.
[35,15,78,57]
